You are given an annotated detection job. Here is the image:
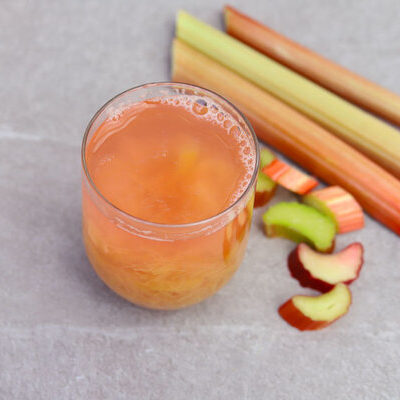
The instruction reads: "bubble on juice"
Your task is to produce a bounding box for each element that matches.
[192,101,208,116]
[106,104,130,121]
[229,126,240,137]
[223,119,232,129]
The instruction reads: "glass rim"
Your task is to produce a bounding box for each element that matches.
[81,81,260,229]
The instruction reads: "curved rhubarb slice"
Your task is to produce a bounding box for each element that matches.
[255,147,277,207]
[260,146,275,168]
[278,283,352,331]
[263,159,318,195]
[255,175,277,207]
[288,243,364,292]
[303,186,364,233]
[263,202,335,252]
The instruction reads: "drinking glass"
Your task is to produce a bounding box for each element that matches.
[81,82,259,309]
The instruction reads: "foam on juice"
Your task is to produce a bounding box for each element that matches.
[89,94,256,223]
[166,95,255,204]
[103,94,256,206]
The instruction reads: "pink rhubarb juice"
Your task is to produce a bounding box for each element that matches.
[82,83,259,309]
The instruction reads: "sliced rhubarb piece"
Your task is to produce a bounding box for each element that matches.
[172,39,400,235]
[259,146,275,168]
[255,147,277,207]
[262,202,335,252]
[303,186,364,234]
[263,159,318,195]
[255,174,276,207]
[278,283,352,331]
[224,5,400,127]
[176,11,400,178]
[288,243,364,292]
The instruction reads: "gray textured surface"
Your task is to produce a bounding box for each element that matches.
[1,0,400,398]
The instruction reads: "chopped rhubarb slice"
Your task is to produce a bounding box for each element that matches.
[263,202,335,252]
[288,243,364,292]
[256,148,276,205]
[278,283,352,331]
[255,147,277,207]
[303,186,364,233]
[259,146,275,168]
[255,174,277,207]
[263,159,318,195]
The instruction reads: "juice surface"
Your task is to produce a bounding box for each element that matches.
[86,96,255,224]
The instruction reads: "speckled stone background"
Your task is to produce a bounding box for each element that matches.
[1,1,400,399]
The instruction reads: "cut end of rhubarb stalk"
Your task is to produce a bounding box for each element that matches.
[288,242,364,292]
[263,159,318,195]
[279,283,352,331]
[303,186,364,234]
[263,202,336,252]
[223,5,231,28]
